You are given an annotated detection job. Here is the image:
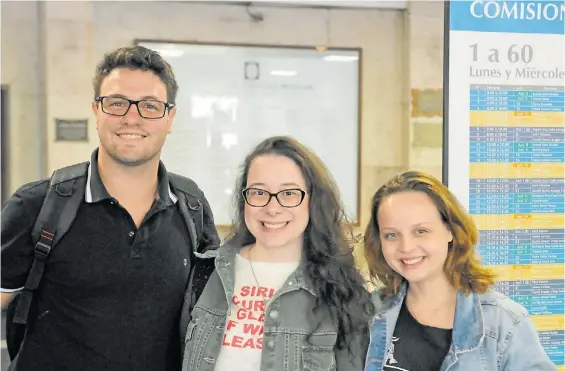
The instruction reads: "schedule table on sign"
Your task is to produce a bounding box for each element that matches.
[467,83,565,368]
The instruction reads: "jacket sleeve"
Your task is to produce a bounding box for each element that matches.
[335,328,370,371]
[501,316,557,371]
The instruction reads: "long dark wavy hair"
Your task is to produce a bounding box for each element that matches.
[228,136,374,351]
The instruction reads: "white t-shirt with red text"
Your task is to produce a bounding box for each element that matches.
[214,254,299,371]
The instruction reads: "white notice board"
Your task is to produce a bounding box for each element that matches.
[137,41,361,226]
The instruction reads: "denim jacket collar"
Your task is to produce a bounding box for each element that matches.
[452,287,484,352]
[374,282,484,353]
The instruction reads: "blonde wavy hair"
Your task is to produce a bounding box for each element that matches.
[364,171,496,296]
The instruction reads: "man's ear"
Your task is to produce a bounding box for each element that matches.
[166,106,177,134]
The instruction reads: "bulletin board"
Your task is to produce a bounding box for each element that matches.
[137,40,362,226]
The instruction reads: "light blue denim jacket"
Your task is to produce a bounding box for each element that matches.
[365,283,556,371]
[181,242,368,371]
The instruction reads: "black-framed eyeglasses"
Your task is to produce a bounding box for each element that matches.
[242,188,308,208]
[95,96,175,119]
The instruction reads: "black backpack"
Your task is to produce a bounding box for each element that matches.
[5,162,217,360]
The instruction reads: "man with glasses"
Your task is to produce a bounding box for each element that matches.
[1,46,219,371]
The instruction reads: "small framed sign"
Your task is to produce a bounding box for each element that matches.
[55,119,88,141]
[411,88,443,117]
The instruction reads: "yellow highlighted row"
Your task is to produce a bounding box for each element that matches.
[470,163,565,178]
[472,214,565,230]
[487,264,564,281]
[558,366,564,371]
[531,315,564,332]
[470,111,565,127]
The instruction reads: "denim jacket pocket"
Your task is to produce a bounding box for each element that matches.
[183,320,201,371]
[183,317,212,371]
[302,345,336,371]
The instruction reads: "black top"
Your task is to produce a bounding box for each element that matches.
[383,299,453,371]
[1,150,193,371]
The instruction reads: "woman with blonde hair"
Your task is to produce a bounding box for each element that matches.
[363,171,555,371]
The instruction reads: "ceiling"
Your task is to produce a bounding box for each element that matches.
[251,1,406,8]
[185,0,407,9]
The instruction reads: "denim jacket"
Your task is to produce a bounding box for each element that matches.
[365,283,556,371]
[181,242,368,371]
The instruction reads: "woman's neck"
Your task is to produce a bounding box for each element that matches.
[405,274,457,329]
[241,242,302,263]
[407,274,456,302]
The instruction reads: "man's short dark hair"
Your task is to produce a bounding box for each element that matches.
[93,46,179,104]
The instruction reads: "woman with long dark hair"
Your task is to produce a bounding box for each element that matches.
[182,136,374,371]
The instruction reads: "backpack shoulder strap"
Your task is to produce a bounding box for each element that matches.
[13,161,89,325]
[168,173,204,250]
[168,172,201,197]
[169,173,219,345]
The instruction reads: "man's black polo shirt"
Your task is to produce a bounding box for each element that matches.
[1,150,193,371]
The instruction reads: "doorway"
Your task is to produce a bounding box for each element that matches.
[1,85,9,205]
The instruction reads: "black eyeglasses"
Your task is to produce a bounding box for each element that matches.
[242,188,308,208]
[95,96,175,119]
